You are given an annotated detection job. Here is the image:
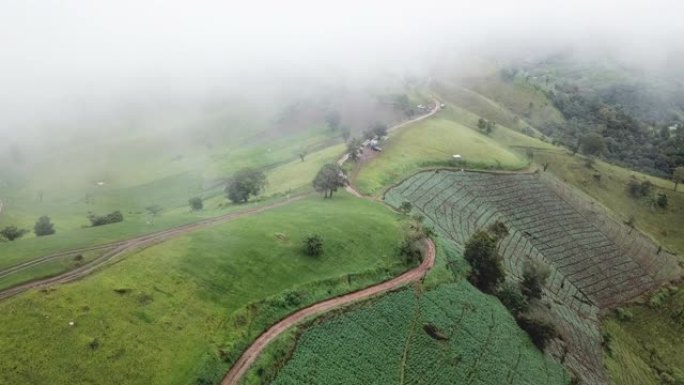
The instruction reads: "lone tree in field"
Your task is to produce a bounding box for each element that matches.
[189,197,203,211]
[226,168,267,203]
[0,226,28,241]
[520,260,551,300]
[312,163,347,198]
[673,166,684,192]
[464,230,505,294]
[34,216,55,236]
[579,133,606,156]
[303,234,323,257]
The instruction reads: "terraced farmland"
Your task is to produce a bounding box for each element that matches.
[272,284,569,385]
[385,170,678,384]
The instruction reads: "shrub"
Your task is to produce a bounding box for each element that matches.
[88,211,124,227]
[520,261,551,300]
[516,313,558,351]
[189,197,203,211]
[615,307,634,322]
[303,234,323,257]
[399,201,412,215]
[497,281,529,316]
[0,226,29,241]
[34,216,56,236]
[656,193,668,208]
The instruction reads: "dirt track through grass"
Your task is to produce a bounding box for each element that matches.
[0,194,309,300]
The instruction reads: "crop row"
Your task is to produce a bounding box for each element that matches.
[271,284,568,385]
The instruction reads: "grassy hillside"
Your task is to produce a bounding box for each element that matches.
[353,115,528,195]
[0,193,412,385]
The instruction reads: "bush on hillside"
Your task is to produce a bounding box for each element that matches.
[34,216,56,236]
[0,226,29,241]
[516,312,558,351]
[189,197,203,211]
[88,211,124,227]
[497,281,529,316]
[520,260,551,300]
[303,234,323,257]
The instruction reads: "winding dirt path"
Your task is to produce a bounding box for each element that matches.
[221,239,435,385]
[221,99,442,385]
[0,194,309,300]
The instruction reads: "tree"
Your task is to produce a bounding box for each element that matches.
[477,118,487,131]
[464,230,505,294]
[0,226,28,241]
[579,133,606,156]
[674,166,684,192]
[34,216,55,236]
[226,168,267,203]
[347,138,363,162]
[485,121,496,135]
[189,197,203,211]
[303,234,323,256]
[325,111,341,131]
[399,201,412,215]
[312,163,347,198]
[520,260,551,300]
[497,281,529,316]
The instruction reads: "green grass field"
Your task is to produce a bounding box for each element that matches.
[353,115,528,195]
[0,138,348,287]
[0,193,412,385]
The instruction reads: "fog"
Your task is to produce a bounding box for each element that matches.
[1,0,683,138]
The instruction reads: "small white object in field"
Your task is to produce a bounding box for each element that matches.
[68,321,75,326]
[452,155,462,159]
[97,181,105,186]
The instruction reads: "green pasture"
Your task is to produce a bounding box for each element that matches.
[0,193,411,385]
[353,116,528,195]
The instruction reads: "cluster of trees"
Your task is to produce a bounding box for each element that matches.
[543,82,684,178]
[0,216,55,241]
[463,221,557,351]
[88,211,124,227]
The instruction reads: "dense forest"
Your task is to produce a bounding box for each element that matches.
[513,60,684,178]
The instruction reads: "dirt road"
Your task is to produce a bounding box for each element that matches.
[221,238,435,385]
[222,101,442,384]
[0,194,309,300]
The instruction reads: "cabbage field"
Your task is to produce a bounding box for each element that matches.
[271,283,569,385]
[384,170,677,385]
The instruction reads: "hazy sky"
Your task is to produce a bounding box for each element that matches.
[1,0,683,129]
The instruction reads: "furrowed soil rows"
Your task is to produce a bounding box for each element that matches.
[385,170,679,385]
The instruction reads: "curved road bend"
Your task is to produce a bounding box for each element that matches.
[223,99,442,384]
[221,239,435,385]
